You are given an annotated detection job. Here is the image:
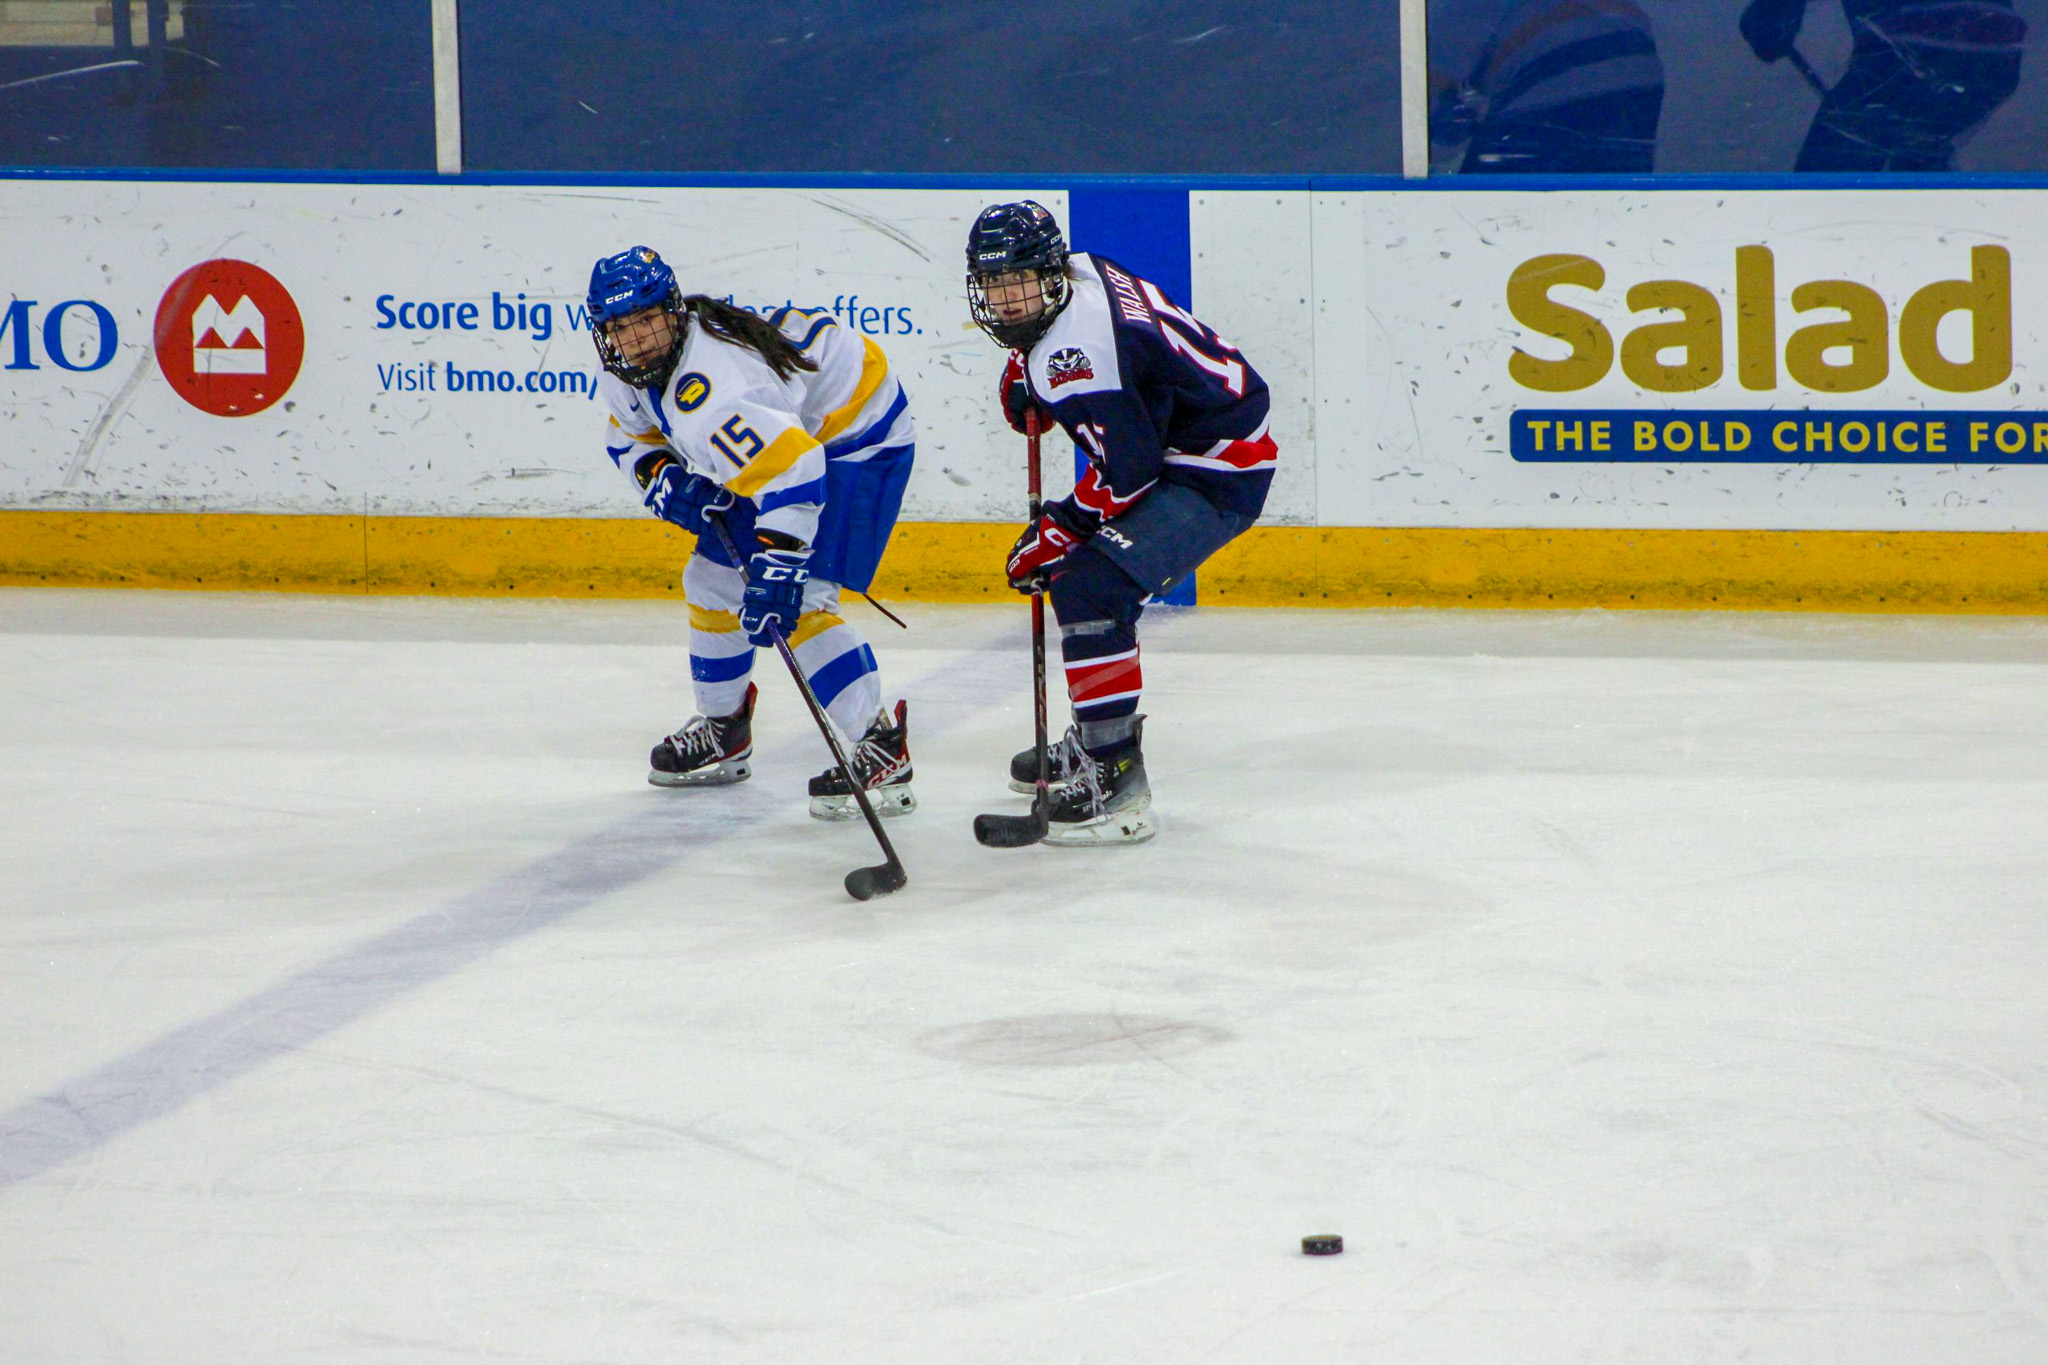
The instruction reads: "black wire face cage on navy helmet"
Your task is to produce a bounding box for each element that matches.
[587,245,688,388]
[965,200,1071,350]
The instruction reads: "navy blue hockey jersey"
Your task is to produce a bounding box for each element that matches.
[1020,253,1274,532]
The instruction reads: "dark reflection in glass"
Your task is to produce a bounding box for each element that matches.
[1431,0,1666,173]
[0,1,433,171]
[459,0,1399,175]
[1739,0,2027,170]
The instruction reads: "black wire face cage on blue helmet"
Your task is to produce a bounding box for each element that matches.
[965,200,1071,350]
[587,245,688,388]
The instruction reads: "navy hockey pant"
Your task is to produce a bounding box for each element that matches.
[1048,481,1255,755]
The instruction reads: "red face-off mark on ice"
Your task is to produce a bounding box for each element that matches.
[154,259,305,417]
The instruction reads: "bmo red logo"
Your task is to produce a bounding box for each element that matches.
[154,259,305,417]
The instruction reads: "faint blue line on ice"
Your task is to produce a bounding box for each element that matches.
[0,617,1030,1192]
[0,803,711,1192]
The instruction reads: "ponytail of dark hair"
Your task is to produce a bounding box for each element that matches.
[683,296,820,380]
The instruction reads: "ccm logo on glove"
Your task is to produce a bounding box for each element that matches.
[740,546,811,646]
[1006,513,1081,592]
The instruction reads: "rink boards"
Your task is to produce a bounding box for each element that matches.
[2,175,2045,610]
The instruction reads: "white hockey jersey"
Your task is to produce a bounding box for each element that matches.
[599,307,912,549]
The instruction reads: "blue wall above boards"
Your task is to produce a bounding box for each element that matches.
[1068,186,1199,604]
[11,1,2042,181]
[1428,0,2048,176]
[457,0,1402,176]
[0,0,435,171]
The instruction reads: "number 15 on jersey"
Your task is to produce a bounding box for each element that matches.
[710,415,763,468]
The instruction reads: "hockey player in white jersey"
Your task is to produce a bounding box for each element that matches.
[587,246,917,819]
[966,202,1276,845]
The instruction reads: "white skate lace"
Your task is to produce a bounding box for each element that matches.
[1058,729,1108,815]
[851,728,907,786]
[1050,726,1088,782]
[668,714,725,765]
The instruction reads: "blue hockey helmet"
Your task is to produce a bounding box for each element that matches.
[587,245,687,387]
[965,200,1071,350]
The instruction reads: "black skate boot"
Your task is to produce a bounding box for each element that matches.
[648,683,755,788]
[808,699,916,821]
[1044,720,1154,847]
[1008,730,1082,794]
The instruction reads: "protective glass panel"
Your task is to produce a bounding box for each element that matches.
[0,0,434,170]
[459,0,1401,175]
[1428,0,2047,174]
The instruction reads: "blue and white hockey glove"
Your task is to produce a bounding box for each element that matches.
[740,545,811,646]
[640,457,735,532]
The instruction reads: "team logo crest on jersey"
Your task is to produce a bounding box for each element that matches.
[673,371,712,411]
[1047,348,1095,389]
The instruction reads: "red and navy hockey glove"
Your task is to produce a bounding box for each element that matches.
[1005,511,1082,594]
[998,349,1048,435]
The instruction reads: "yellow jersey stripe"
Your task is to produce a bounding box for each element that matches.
[689,604,743,633]
[813,338,889,447]
[788,611,846,649]
[608,414,666,444]
[726,427,822,500]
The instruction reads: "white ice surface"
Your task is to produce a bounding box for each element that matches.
[3,589,2047,1364]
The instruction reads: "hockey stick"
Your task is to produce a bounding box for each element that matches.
[973,411,1053,849]
[1786,44,1830,98]
[708,513,907,901]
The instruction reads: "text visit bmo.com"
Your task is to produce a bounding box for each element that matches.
[371,289,925,401]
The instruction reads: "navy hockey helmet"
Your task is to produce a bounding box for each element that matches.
[965,200,1071,350]
[587,245,687,387]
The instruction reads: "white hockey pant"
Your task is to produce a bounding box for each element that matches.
[683,554,883,744]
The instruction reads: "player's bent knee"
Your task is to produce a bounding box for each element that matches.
[683,554,745,610]
[1050,547,1144,623]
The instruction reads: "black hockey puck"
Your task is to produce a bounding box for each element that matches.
[1301,1235,1343,1256]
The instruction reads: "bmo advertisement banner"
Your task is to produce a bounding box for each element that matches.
[0,180,1055,520]
[7,180,2048,533]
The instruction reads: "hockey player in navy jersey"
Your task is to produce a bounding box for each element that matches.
[966,201,1276,846]
[587,246,918,819]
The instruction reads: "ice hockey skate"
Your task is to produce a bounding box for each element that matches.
[1008,731,1082,793]
[808,699,917,821]
[1043,722,1154,847]
[648,683,755,787]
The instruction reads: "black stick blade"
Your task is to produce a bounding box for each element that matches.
[845,861,907,901]
[973,811,1048,849]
